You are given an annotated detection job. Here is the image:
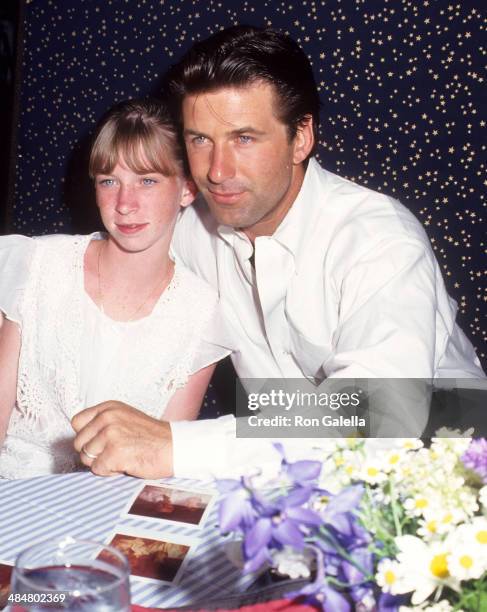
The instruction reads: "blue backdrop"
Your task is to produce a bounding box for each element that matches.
[9,0,486,370]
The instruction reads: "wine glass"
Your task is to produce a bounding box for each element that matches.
[9,536,130,611]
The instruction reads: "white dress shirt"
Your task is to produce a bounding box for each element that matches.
[170,159,485,479]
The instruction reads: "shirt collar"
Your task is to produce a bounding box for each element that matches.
[216,158,321,258]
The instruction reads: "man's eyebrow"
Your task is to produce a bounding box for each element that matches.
[183,127,266,137]
[231,127,266,136]
[183,128,205,137]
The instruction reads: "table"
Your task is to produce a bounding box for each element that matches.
[0,472,256,609]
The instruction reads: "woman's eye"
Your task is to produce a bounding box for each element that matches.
[142,178,157,185]
[98,178,115,186]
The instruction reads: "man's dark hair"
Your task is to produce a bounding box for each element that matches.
[166,25,321,157]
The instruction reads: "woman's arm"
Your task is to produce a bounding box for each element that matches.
[163,363,216,421]
[0,316,21,443]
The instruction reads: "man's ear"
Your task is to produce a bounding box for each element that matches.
[180,178,197,208]
[292,115,315,165]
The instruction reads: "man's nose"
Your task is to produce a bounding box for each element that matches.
[115,185,138,214]
[207,144,236,184]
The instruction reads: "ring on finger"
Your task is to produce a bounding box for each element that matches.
[81,445,99,460]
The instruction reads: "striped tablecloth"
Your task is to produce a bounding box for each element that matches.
[0,472,256,609]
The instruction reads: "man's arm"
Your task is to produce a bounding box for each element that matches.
[72,404,247,480]
[72,403,330,480]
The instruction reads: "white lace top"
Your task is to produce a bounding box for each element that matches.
[0,233,231,479]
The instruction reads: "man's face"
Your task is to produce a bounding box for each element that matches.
[182,83,312,240]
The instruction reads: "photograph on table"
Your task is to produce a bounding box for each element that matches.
[123,483,215,528]
[101,529,195,586]
[0,561,13,610]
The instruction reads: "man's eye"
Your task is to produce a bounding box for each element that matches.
[98,178,115,186]
[142,178,156,185]
[238,135,253,144]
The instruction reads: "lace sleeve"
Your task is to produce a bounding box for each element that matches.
[0,235,36,326]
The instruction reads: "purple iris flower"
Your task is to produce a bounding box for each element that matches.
[327,515,371,552]
[243,545,273,574]
[462,438,487,483]
[217,446,377,605]
[243,485,323,570]
[377,592,408,611]
[320,484,364,522]
[342,547,373,586]
[340,548,375,608]
[316,484,369,550]
[289,580,352,612]
[273,442,323,485]
[319,543,373,601]
[349,517,372,547]
[286,545,348,609]
[217,478,257,532]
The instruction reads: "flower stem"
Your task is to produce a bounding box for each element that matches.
[389,476,402,537]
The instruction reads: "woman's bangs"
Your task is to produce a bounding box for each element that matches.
[117,133,178,177]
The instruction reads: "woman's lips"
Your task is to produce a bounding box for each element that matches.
[116,223,148,234]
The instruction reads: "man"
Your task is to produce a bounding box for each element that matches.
[72,26,485,480]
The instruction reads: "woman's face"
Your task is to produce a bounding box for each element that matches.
[95,156,194,255]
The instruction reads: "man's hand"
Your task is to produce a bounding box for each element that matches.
[72,401,173,479]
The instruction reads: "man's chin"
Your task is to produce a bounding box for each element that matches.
[208,207,252,230]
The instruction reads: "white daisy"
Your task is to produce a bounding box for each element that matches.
[448,545,486,581]
[393,535,460,605]
[404,494,433,518]
[359,459,388,485]
[376,558,406,595]
[416,518,441,540]
[381,448,408,473]
[449,517,487,559]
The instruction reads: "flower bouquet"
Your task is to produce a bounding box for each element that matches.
[217,437,487,611]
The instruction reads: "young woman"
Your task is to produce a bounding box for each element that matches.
[0,98,231,478]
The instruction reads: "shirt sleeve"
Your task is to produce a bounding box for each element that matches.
[0,235,36,326]
[171,415,332,480]
[324,237,442,378]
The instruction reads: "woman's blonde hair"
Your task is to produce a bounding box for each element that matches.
[89,98,184,178]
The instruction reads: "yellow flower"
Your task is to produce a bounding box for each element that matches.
[430,553,449,579]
